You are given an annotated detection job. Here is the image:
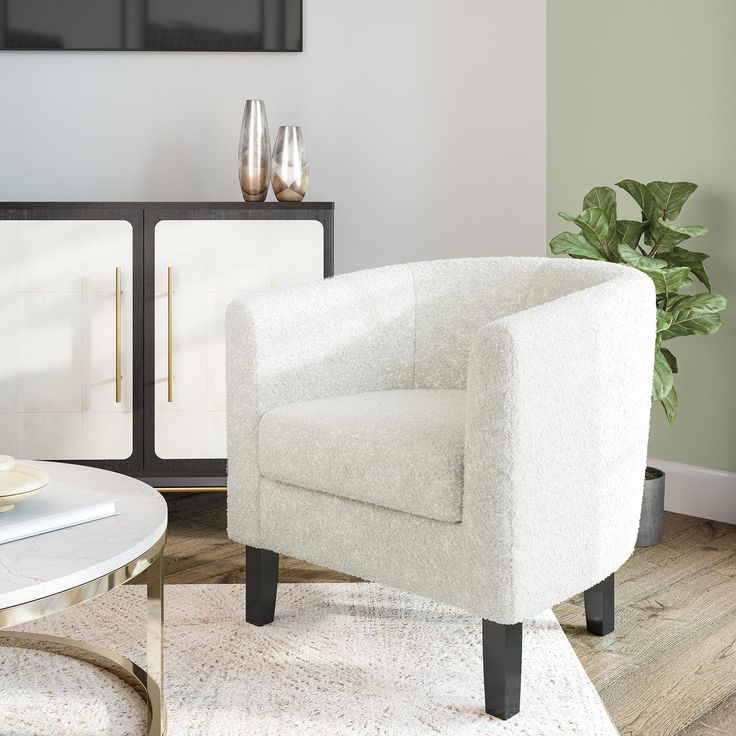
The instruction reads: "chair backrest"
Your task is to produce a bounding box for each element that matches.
[408,257,626,389]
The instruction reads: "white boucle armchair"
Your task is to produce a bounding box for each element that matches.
[226,256,656,720]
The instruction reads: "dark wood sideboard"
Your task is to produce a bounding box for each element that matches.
[0,202,334,489]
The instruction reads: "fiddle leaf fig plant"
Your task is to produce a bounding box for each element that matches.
[550,180,727,424]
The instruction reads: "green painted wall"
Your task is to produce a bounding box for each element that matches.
[548,0,736,472]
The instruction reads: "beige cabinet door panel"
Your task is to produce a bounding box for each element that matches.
[0,295,18,414]
[206,222,272,292]
[269,221,324,288]
[155,411,208,460]
[0,413,17,457]
[82,221,135,293]
[18,221,86,293]
[18,413,83,460]
[153,221,209,293]
[18,293,83,413]
[0,224,19,293]
[82,412,134,460]
[0,220,134,460]
[154,219,323,460]
[154,291,209,413]
[83,290,133,413]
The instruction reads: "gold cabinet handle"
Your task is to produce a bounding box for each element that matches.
[167,267,174,403]
[115,266,122,403]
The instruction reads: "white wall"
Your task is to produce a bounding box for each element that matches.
[0,0,546,273]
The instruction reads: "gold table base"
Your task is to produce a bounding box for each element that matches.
[0,535,167,736]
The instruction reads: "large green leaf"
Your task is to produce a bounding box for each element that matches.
[574,207,614,258]
[583,186,617,212]
[665,247,712,290]
[616,242,668,271]
[656,309,672,332]
[647,181,698,220]
[558,211,578,223]
[583,187,617,233]
[617,179,654,219]
[657,221,708,240]
[667,292,727,314]
[616,220,648,247]
[660,310,722,340]
[649,219,709,253]
[549,232,606,260]
[660,383,678,424]
[653,348,674,401]
[645,266,692,295]
[661,347,678,373]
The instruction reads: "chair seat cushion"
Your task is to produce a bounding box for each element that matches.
[258,389,466,523]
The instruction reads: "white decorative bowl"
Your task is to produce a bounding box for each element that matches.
[0,456,50,512]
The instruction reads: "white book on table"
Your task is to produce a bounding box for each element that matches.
[0,484,119,545]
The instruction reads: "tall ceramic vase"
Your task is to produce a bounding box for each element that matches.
[271,125,310,202]
[238,100,271,202]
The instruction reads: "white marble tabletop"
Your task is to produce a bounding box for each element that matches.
[0,462,168,610]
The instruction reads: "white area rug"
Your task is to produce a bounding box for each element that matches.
[1,584,617,735]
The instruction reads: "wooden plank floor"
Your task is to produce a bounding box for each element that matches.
[159,492,736,735]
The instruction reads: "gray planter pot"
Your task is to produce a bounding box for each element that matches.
[636,467,665,548]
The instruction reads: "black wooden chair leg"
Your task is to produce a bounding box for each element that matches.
[483,620,522,720]
[245,546,279,626]
[584,572,614,636]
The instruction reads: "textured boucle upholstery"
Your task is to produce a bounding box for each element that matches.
[410,259,537,388]
[259,389,466,523]
[226,266,415,545]
[227,257,656,623]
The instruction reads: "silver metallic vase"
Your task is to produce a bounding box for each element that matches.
[271,126,310,202]
[238,100,271,202]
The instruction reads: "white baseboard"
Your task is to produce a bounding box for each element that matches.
[648,457,736,525]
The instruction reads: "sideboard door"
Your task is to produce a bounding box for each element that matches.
[153,219,324,462]
[0,218,135,461]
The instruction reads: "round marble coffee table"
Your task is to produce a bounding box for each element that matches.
[0,462,168,735]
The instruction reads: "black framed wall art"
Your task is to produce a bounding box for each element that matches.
[0,0,303,51]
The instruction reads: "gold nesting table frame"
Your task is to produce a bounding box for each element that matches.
[0,532,167,736]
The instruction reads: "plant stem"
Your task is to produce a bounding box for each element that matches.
[650,234,666,257]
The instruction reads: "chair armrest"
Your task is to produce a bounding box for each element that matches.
[226,265,415,544]
[462,269,656,621]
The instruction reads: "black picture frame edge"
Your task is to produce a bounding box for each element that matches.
[0,0,303,53]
